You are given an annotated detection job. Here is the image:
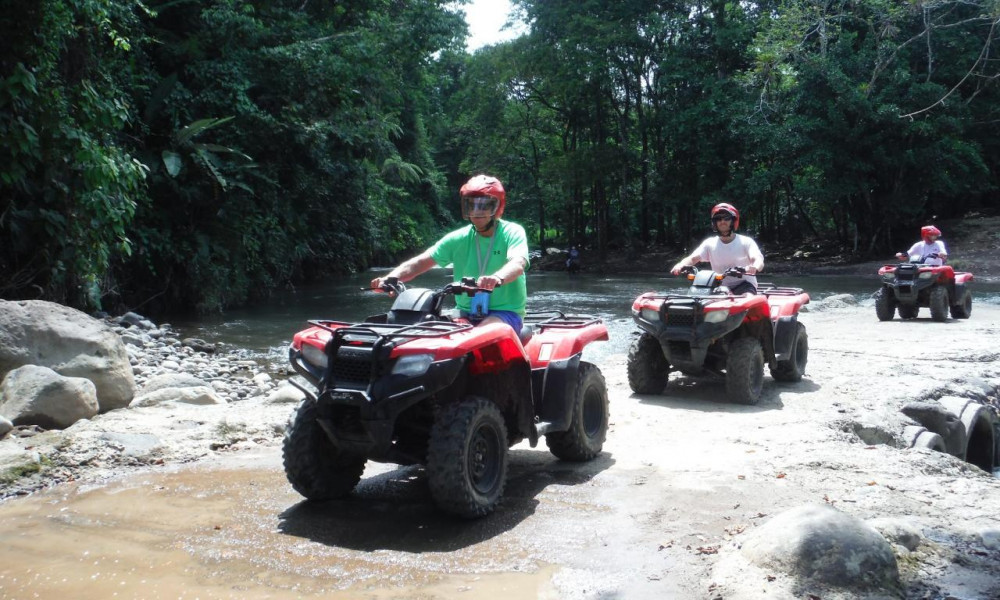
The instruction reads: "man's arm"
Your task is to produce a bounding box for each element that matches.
[370,251,437,289]
[745,239,764,275]
[479,256,528,290]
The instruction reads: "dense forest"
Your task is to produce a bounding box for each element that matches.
[2,0,998,314]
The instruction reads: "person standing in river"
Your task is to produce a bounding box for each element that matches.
[370,174,530,331]
[669,202,765,294]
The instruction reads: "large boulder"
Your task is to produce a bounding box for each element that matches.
[739,504,900,594]
[0,364,99,429]
[0,300,136,411]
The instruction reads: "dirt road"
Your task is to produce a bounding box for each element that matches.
[1,301,999,599]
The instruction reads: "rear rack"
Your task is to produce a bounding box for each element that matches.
[756,283,806,296]
[523,311,602,330]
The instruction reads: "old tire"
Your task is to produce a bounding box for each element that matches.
[726,337,764,406]
[950,291,972,319]
[898,304,918,320]
[427,397,508,518]
[874,287,896,321]
[929,286,949,322]
[771,322,808,382]
[546,362,609,461]
[283,399,366,500]
[627,332,669,394]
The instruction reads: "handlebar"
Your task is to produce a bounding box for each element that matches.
[678,265,747,278]
[368,276,493,298]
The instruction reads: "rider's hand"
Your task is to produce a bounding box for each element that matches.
[670,264,683,276]
[370,276,384,290]
[477,274,503,291]
[895,252,907,260]
[745,266,758,276]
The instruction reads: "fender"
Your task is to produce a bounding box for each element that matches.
[772,316,799,362]
[530,353,582,443]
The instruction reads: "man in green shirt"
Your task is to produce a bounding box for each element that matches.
[370,174,530,331]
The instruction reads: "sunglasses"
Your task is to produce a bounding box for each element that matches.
[712,215,733,222]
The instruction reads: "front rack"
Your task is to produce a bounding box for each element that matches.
[307,319,473,341]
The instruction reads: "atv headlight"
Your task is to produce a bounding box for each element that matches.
[918,271,934,280]
[640,308,660,322]
[301,344,329,369]
[703,309,728,324]
[392,353,434,377]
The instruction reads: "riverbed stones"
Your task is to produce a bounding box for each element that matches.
[737,504,900,594]
[130,385,225,408]
[0,365,99,429]
[0,299,136,412]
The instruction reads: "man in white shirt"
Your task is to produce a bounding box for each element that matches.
[896,225,948,266]
[670,203,765,294]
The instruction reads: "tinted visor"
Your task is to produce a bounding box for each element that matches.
[463,195,499,218]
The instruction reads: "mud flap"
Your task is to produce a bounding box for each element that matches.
[772,316,798,362]
[532,354,582,442]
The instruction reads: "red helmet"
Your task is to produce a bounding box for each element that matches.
[711,203,740,232]
[460,175,506,219]
[921,225,941,242]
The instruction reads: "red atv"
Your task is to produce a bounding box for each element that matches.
[284,277,609,518]
[875,255,973,321]
[627,267,810,405]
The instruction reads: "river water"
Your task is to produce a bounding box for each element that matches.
[169,270,1000,369]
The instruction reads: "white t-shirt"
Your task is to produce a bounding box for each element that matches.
[905,240,947,266]
[692,234,764,289]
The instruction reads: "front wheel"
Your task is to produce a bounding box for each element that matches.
[283,399,367,500]
[627,332,670,394]
[874,287,896,321]
[929,286,949,322]
[726,337,764,405]
[950,291,972,319]
[546,362,609,461]
[771,322,808,382]
[427,397,508,518]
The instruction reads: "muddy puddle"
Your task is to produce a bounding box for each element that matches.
[0,455,560,599]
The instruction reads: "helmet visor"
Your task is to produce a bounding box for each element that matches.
[463,195,499,218]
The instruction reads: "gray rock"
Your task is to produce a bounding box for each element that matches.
[0,415,12,438]
[0,365,99,429]
[140,373,210,395]
[266,382,305,404]
[740,504,900,593]
[130,385,225,408]
[0,299,136,411]
[182,338,217,353]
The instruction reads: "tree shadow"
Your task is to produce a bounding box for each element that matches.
[630,373,834,412]
[277,449,615,553]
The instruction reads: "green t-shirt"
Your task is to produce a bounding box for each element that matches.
[430,220,530,316]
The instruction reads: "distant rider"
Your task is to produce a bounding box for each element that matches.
[896,225,947,266]
[566,245,580,271]
[370,174,530,331]
[669,203,764,295]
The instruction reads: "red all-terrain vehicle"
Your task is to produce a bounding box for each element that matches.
[875,255,973,321]
[627,267,810,405]
[284,277,609,518]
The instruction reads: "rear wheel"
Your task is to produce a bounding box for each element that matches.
[627,332,669,394]
[546,362,609,461]
[771,322,808,382]
[427,397,508,518]
[950,291,972,319]
[726,337,764,405]
[898,304,919,319]
[929,286,949,321]
[283,399,366,500]
[874,287,896,321]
